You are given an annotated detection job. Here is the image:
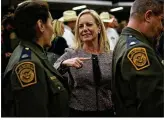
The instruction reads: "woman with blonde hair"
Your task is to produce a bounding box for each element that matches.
[54,9,114,117]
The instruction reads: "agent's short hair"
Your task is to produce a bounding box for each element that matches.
[130,0,164,18]
[14,1,49,41]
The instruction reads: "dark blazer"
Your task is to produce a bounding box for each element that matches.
[48,36,68,56]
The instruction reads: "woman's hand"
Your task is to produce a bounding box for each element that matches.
[62,57,90,69]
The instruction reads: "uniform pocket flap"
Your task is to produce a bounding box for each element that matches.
[48,76,65,94]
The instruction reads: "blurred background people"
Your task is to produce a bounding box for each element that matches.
[112,0,164,117]
[47,19,68,64]
[156,27,164,60]
[54,9,114,117]
[2,1,69,117]
[59,10,77,48]
[100,12,119,50]
[117,20,128,35]
[1,14,19,74]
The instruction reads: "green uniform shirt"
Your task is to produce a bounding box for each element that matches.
[2,41,69,117]
[112,27,164,117]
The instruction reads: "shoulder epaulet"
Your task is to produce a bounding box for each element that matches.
[126,35,140,48]
[19,47,31,61]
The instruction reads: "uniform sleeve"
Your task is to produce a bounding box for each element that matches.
[11,61,49,117]
[121,45,164,116]
[54,48,74,74]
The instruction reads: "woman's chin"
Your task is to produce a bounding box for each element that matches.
[82,38,92,42]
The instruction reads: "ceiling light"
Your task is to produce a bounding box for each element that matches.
[73,5,87,11]
[118,2,133,6]
[46,0,112,6]
[110,7,124,12]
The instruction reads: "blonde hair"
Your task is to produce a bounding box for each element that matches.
[73,9,110,53]
[52,19,64,38]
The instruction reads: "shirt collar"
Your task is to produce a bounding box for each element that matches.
[64,25,72,31]
[121,27,153,47]
[20,40,47,56]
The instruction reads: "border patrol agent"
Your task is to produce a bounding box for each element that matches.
[112,0,164,117]
[2,1,69,117]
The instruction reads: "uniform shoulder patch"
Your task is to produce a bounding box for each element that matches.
[15,62,37,87]
[127,47,150,70]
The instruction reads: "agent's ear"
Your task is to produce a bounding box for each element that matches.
[36,19,45,33]
[144,10,153,23]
